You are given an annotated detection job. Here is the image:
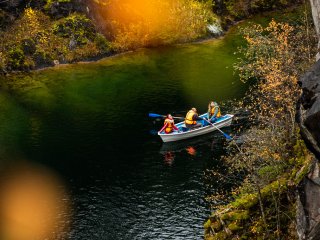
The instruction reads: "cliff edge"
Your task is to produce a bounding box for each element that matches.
[296,2,320,239]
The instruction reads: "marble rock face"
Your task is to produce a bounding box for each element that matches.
[298,60,320,154]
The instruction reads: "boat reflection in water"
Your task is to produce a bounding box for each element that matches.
[186,146,196,156]
[159,129,229,165]
[164,151,175,165]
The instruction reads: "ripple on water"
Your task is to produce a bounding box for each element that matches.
[0,27,247,239]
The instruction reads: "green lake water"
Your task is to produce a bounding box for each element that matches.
[0,9,302,239]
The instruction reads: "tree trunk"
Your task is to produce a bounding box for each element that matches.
[257,183,267,228]
[310,0,320,59]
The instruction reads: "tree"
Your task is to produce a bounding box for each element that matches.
[205,18,317,239]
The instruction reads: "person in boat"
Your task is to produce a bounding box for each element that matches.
[207,101,221,123]
[185,107,203,129]
[159,114,179,134]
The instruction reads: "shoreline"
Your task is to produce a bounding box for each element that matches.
[3,31,232,75]
[1,3,303,76]
[2,40,215,75]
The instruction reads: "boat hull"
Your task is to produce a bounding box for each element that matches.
[158,114,233,142]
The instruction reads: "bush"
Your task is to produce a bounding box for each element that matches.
[52,14,95,46]
[21,38,36,55]
[98,0,217,50]
[7,47,25,70]
[44,0,71,11]
[0,7,112,71]
[0,9,13,30]
[212,0,302,27]
[33,50,53,66]
[23,57,36,70]
[94,33,112,54]
[0,51,6,73]
[44,0,74,18]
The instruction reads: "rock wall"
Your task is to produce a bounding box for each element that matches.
[297,62,320,240]
[296,2,320,239]
[297,49,320,240]
[296,159,320,240]
[300,0,320,163]
[298,60,320,158]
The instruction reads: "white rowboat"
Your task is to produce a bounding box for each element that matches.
[158,114,234,142]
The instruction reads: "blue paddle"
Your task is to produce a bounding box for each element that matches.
[148,113,184,120]
[203,118,233,140]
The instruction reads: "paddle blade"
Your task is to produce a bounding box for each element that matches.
[149,113,163,118]
[223,133,233,140]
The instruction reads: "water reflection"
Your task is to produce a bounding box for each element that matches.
[159,131,224,154]
[159,132,226,168]
[186,146,197,156]
[0,24,247,238]
[164,151,175,165]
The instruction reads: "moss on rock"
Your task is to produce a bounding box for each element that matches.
[228,221,243,231]
[205,154,312,240]
[221,210,250,221]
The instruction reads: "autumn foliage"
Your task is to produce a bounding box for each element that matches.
[92,0,218,50]
[235,20,317,132]
[205,19,317,240]
[0,8,111,72]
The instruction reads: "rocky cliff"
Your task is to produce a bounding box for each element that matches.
[297,60,320,240]
[296,1,320,239]
[298,60,320,158]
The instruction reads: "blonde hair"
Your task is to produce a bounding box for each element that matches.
[208,101,214,112]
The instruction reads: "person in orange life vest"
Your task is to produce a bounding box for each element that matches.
[185,107,203,129]
[207,101,221,123]
[159,114,179,134]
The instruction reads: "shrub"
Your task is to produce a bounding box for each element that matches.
[23,57,36,70]
[63,42,100,62]
[44,0,74,18]
[0,9,13,30]
[21,38,36,55]
[94,33,112,54]
[52,14,95,46]
[97,0,217,50]
[33,50,53,66]
[7,47,25,70]
[216,0,300,19]
[44,0,71,11]
[0,51,6,72]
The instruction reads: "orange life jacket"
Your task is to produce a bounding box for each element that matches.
[164,118,174,133]
[185,110,197,125]
[209,105,221,118]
